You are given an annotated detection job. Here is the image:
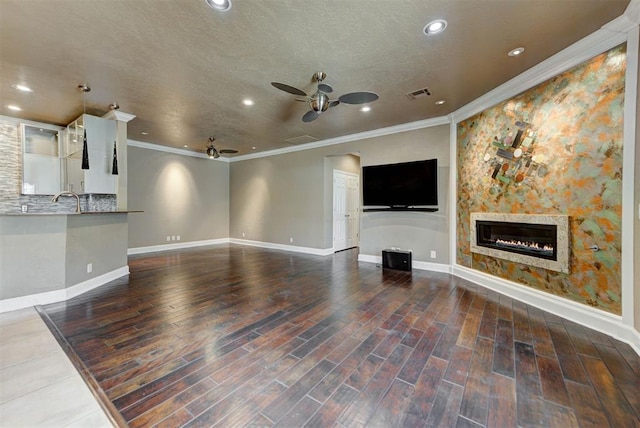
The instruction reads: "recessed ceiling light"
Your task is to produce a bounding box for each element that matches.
[205,0,231,11]
[435,100,446,105]
[252,146,256,150]
[508,47,525,57]
[243,99,254,106]
[7,105,21,111]
[360,106,371,112]
[12,84,32,92]
[141,131,149,135]
[423,19,447,36]
[184,145,188,148]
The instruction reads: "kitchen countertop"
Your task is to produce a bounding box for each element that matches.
[0,210,143,216]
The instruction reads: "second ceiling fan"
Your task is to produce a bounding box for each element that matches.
[271,72,379,123]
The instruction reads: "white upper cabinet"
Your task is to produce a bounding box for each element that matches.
[64,114,117,194]
[21,124,63,195]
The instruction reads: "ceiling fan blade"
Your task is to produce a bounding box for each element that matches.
[271,82,307,96]
[329,100,340,108]
[219,149,239,154]
[302,110,320,122]
[338,91,379,105]
[318,83,333,93]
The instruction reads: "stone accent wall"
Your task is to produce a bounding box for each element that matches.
[456,45,626,314]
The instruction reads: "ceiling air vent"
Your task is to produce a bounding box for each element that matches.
[405,87,431,101]
[285,135,318,145]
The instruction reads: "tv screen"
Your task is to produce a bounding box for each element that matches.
[362,159,438,207]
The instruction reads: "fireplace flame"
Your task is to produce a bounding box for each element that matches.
[495,239,554,252]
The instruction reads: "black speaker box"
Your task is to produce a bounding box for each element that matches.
[382,249,412,271]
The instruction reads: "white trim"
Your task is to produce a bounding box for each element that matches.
[622,0,640,25]
[357,254,380,264]
[621,25,639,327]
[412,260,453,274]
[102,110,136,122]
[357,253,452,274]
[127,139,231,162]
[0,114,65,130]
[230,116,450,162]
[453,265,640,355]
[448,115,457,267]
[0,266,129,313]
[128,238,230,255]
[452,24,628,123]
[229,238,334,256]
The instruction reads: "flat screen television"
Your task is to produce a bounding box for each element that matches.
[362,158,438,208]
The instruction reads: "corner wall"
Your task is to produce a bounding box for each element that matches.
[230,125,450,262]
[127,146,230,249]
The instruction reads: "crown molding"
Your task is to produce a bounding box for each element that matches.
[102,110,136,122]
[229,116,450,162]
[623,0,640,25]
[0,114,64,130]
[127,139,231,162]
[452,17,629,123]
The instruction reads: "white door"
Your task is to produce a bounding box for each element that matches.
[333,170,360,252]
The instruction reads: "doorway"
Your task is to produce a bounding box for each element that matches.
[333,170,360,252]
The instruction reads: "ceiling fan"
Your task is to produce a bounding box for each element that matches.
[205,137,238,159]
[271,71,379,123]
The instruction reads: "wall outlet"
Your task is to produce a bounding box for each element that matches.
[290,237,294,243]
[430,250,437,259]
[21,205,28,213]
[242,232,245,238]
[176,235,180,241]
[87,263,93,273]
[171,236,176,241]
[166,236,171,242]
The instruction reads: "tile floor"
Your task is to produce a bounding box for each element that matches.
[0,307,113,427]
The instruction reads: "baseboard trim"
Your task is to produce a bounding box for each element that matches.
[0,266,130,313]
[453,265,640,355]
[128,238,230,255]
[230,238,334,256]
[357,254,452,274]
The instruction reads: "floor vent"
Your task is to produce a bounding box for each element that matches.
[285,135,318,145]
[405,87,431,101]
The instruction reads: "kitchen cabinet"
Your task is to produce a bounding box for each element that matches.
[21,124,63,195]
[64,114,117,194]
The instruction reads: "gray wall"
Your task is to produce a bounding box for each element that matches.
[0,213,128,299]
[65,214,128,286]
[230,150,326,248]
[230,124,450,262]
[0,216,66,298]
[127,146,230,248]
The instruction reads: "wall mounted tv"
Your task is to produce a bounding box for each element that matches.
[362,158,438,212]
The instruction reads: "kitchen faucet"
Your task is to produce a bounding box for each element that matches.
[51,191,81,213]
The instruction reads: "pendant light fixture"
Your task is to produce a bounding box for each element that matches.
[78,84,91,170]
[111,141,118,175]
[109,102,119,175]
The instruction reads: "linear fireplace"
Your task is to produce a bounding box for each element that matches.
[470,213,569,273]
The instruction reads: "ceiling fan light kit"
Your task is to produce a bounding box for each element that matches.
[271,71,379,123]
[205,0,231,12]
[205,136,238,159]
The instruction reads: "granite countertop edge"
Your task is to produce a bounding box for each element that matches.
[0,210,143,216]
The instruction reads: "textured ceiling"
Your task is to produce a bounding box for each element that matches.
[0,0,631,157]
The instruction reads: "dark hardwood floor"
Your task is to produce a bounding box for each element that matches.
[39,245,639,427]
